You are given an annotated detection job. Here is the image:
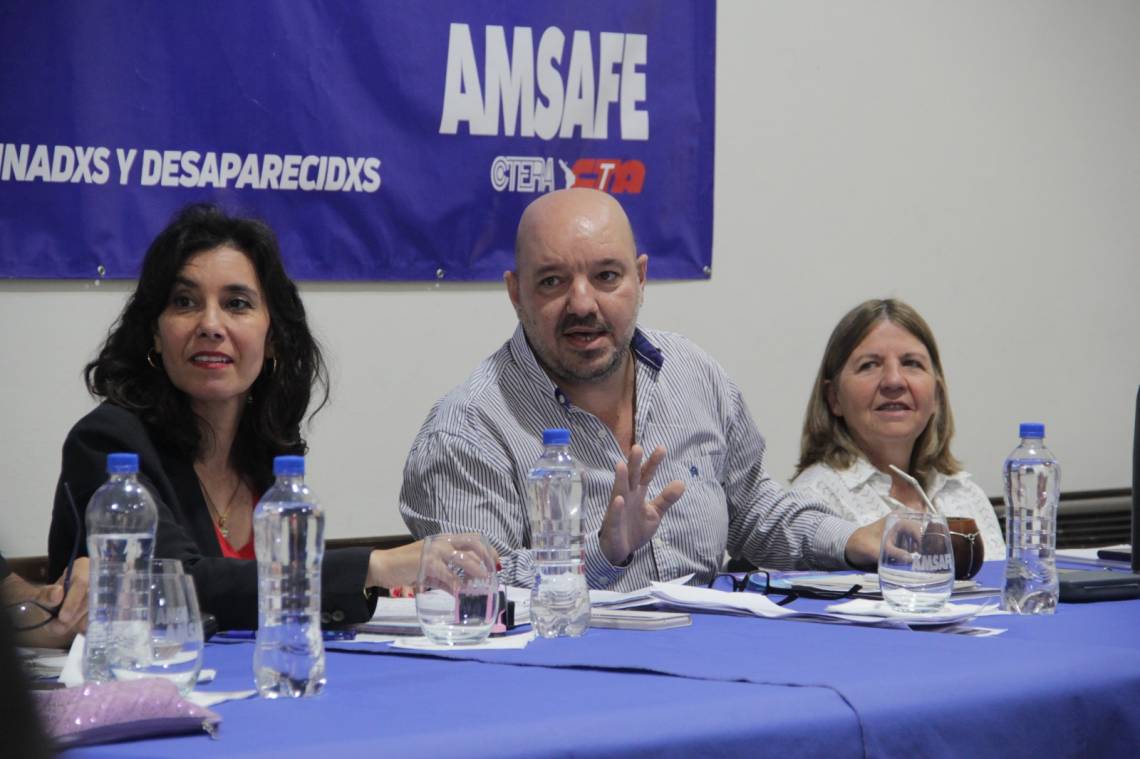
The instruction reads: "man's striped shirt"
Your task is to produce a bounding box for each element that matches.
[399,325,856,590]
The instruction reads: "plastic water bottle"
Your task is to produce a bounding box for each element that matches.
[84,452,158,682]
[253,455,326,698]
[529,428,591,638]
[1002,423,1060,614]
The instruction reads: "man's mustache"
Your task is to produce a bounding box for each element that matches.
[559,315,611,333]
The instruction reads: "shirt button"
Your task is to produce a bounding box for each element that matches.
[332,610,345,622]
[596,429,607,440]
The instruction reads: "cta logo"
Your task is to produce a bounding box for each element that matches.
[490,156,645,194]
[565,158,644,193]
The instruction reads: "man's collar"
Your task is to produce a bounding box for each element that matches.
[508,324,665,409]
[631,328,664,371]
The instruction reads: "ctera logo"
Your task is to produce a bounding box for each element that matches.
[490,156,556,192]
[490,156,645,194]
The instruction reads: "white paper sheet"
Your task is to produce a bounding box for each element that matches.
[825,598,1003,626]
[390,631,536,651]
[186,688,257,708]
[589,573,695,609]
[647,582,800,618]
[1057,544,1128,561]
[59,634,85,686]
[644,582,1003,630]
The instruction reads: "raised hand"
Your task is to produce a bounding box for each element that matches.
[599,444,686,566]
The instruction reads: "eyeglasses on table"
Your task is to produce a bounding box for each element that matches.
[5,482,81,632]
[706,569,863,606]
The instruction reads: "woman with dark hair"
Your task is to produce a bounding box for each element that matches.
[47,204,431,630]
[792,298,1004,557]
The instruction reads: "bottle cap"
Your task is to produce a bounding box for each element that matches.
[106,452,139,474]
[274,455,305,476]
[1019,422,1045,439]
[542,428,571,446]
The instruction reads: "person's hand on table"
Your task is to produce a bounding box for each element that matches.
[367,542,422,591]
[844,517,888,571]
[7,557,89,648]
[599,444,686,567]
[48,556,89,635]
[367,537,499,595]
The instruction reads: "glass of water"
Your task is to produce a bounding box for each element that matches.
[415,533,498,645]
[127,560,204,694]
[878,510,955,614]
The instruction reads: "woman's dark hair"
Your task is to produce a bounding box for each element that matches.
[795,298,960,487]
[85,203,329,486]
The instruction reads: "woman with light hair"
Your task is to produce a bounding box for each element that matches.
[792,298,1004,557]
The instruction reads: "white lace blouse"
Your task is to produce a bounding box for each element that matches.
[792,458,1006,559]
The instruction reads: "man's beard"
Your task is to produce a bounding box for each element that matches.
[524,313,633,386]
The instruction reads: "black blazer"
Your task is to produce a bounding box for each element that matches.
[49,403,375,630]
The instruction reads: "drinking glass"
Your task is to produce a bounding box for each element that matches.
[121,560,204,694]
[415,533,498,645]
[878,510,955,613]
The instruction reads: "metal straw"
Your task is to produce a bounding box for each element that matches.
[888,465,942,517]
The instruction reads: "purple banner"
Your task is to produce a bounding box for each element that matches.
[0,1,715,280]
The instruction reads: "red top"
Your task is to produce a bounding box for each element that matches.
[213,502,256,560]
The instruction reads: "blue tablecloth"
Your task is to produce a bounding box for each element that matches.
[66,562,1140,757]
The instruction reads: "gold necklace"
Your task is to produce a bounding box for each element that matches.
[199,474,244,540]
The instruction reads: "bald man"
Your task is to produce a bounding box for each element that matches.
[399,189,882,590]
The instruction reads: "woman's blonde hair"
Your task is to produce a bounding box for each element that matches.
[795,298,961,486]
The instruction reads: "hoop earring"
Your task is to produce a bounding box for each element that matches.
[147,349,162,370]
[267,357,278,376]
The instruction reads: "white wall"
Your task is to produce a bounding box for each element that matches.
[3,0,1139,557]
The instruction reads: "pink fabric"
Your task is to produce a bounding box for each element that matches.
[33,679,221,747]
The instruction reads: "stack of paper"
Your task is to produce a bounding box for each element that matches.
[589,572,695,610]
[644,582,999,630]
[589,609,691,630]
[646,583,801,619]
[354,597,421,635]
[589,587,657,610]
[762,572,999,600]
[824,598,1003,626]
